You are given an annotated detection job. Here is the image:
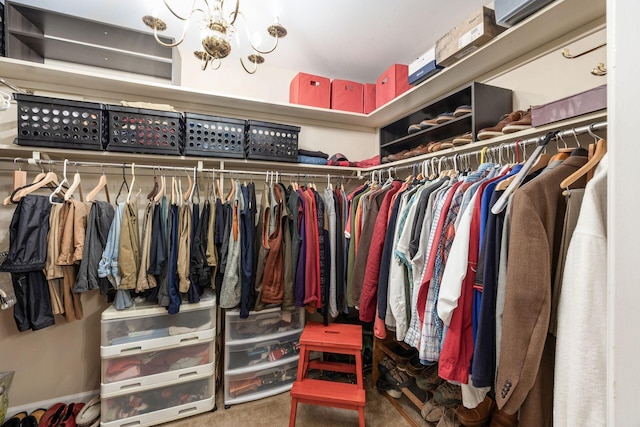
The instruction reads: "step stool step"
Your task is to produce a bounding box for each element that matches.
[300,322,362,350]
[291,379,365,406]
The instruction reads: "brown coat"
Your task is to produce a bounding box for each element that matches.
[496,156,587,426]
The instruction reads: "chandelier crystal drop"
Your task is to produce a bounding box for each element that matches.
[142,0,287,73]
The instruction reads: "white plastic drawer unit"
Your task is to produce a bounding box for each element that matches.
[100,375,214,427]
[225,330,301,372]
[224,356,299,405]
[101,342,215,395]
[225,307,304,342]
[101,295,216,357]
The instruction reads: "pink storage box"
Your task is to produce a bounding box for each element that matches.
[290,72,331,108]
[331,79,364,113]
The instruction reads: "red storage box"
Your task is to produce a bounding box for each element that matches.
[290,72,331,108]
[331,79,364,113]
[364,83,376,114]
[376,64,409,108]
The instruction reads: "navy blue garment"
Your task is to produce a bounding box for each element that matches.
[167,203,181,314]
[239,185,254,318]
[190,200,211,293]
[333,191,345,314]
[213,198,226,302]
[147,202,167,304]
[313,189,329,324]
[294,189,306,308]
[377,189,404,320]
[187,203,201,303]
[247,183,257,311]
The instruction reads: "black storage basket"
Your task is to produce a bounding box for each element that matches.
[14,93,105,150]
[183,113,246,158]
[245,120,300,162]
[105,105,184,155]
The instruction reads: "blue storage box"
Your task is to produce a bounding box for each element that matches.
[408,47,443,86]
[495,0,555,27]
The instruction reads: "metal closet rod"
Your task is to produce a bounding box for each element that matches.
[380,120,608,173]
[3,158,362,181]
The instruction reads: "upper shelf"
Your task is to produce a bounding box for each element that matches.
[0,0,605,130]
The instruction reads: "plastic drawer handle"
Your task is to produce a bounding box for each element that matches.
[178,407,198,414]
[122,421,141,427]
[180,336,199,343]
[119,383,142,390]
[178,371,198,378]
[120,346,143,353]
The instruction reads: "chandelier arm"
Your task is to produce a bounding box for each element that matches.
[153,22,189,48]
[240,56,258,74]
[210,58,222,70]
[250,35,279,55]
[201,57,209,71]
[163,0,197,21]
[229,0,240,26]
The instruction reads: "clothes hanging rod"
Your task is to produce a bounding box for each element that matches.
[376,120,608,173]
[2,157,363,181]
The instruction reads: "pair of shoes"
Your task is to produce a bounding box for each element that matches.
[452,132,473,146]
[385,366,413,388]
[376,378,402,399]
[477,109,532,140]
[437,406,462,427]
[377,356,396,376]
[402,354,427,377]
[1,408,47,427]
[454,105,472,117]
[1,412,26,427]
[75,396,100,427]
[415,363,443,392]
[386,150,410,162]
[456,395,495,427]
[434,382,463,407]
[422,398,445,423]
[39,403,84,427]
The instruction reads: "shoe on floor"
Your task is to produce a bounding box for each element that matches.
[434,382,463,407]
[477,111,524,140]
[1,412,26,427]
[456,395,495,427]
[437,407,462,427]
[452,132,473,146]
[76,395,100,427]
[489,408,518,427]
[405,354,427,377]
[502,108,532,133]
[436,112,455,124]
[38,404,66,427]
[376,378,402,399]
[422,398,446,423]
[416,363,443,392]
[454,105,472,117]
[378,356,396,376]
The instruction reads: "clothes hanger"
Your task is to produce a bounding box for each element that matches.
[225,174,235,202]
[126,163,140,204]
[154,173,166,203]
[492,131,557,214]
[4,169,59,205]
[191,168,200,205]
[177,176,184,206]
[115,163,129,204]
[171,176,176,205]
[87,165,111,203]
[64,164,84,201]
[183,168,193,202]
[12,159,26,191]
[560,127,607,191]
[147,167,159,201]
[49,159,70,204]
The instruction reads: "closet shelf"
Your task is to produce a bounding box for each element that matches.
[0,0,604,129]
[364,111,608,172]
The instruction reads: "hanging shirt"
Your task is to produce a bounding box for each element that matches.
[220,180,244,308]
[253,185,271,312]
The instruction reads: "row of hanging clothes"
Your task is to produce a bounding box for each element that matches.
[0,159,357,332]
[345,124,607,426]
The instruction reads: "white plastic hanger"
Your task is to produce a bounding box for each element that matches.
[49,159,70,204]
[126,163,140,204]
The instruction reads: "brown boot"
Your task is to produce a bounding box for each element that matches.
[456,395,496,427]
[477,111,524,140]
[489,407,518,427]
[502,108,532,133]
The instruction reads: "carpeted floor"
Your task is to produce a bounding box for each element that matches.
[162,375,429,427]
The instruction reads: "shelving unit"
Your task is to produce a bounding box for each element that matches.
[223,307,305,408]
[379,82,513,159]
[99,294,217,427]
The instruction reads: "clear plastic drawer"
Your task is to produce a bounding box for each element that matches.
[224,357,299,405]
[225,307,304,343]
[225,331,300,372]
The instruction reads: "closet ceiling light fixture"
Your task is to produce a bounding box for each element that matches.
[142,0,287,73]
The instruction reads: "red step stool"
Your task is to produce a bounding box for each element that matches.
[289,322,365,427]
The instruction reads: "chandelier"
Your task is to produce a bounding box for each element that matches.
[142,0,288,73]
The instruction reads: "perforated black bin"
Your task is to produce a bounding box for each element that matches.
[183,113,246,158]
[245,120,299,162]
[14,93,105,150]
[105,105,184,155]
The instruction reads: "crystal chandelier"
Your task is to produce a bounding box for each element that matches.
[142,0,287,73]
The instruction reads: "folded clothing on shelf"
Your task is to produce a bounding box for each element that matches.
[298,149,329,159]
[327,153,380,168]
[298,155,328,165]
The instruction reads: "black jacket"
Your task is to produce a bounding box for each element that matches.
[75,201,115,292]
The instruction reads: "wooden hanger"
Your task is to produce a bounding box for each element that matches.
[226,177,235,202]
[4,170,59,205]
[64,168,84,202]
[12,161,26,191]
[560,138,607,190]
[86,171,110,203]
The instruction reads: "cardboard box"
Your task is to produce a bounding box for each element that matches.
[363,83,376,114]
[376,64,409,109]
[531,85,607,127]
[289,72,331,108]
[495,0,555,28]
[435,6,506,67]
[331,79,364,113]
[408,47,443,86]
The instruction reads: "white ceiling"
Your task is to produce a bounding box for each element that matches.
[10,0,490,82]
